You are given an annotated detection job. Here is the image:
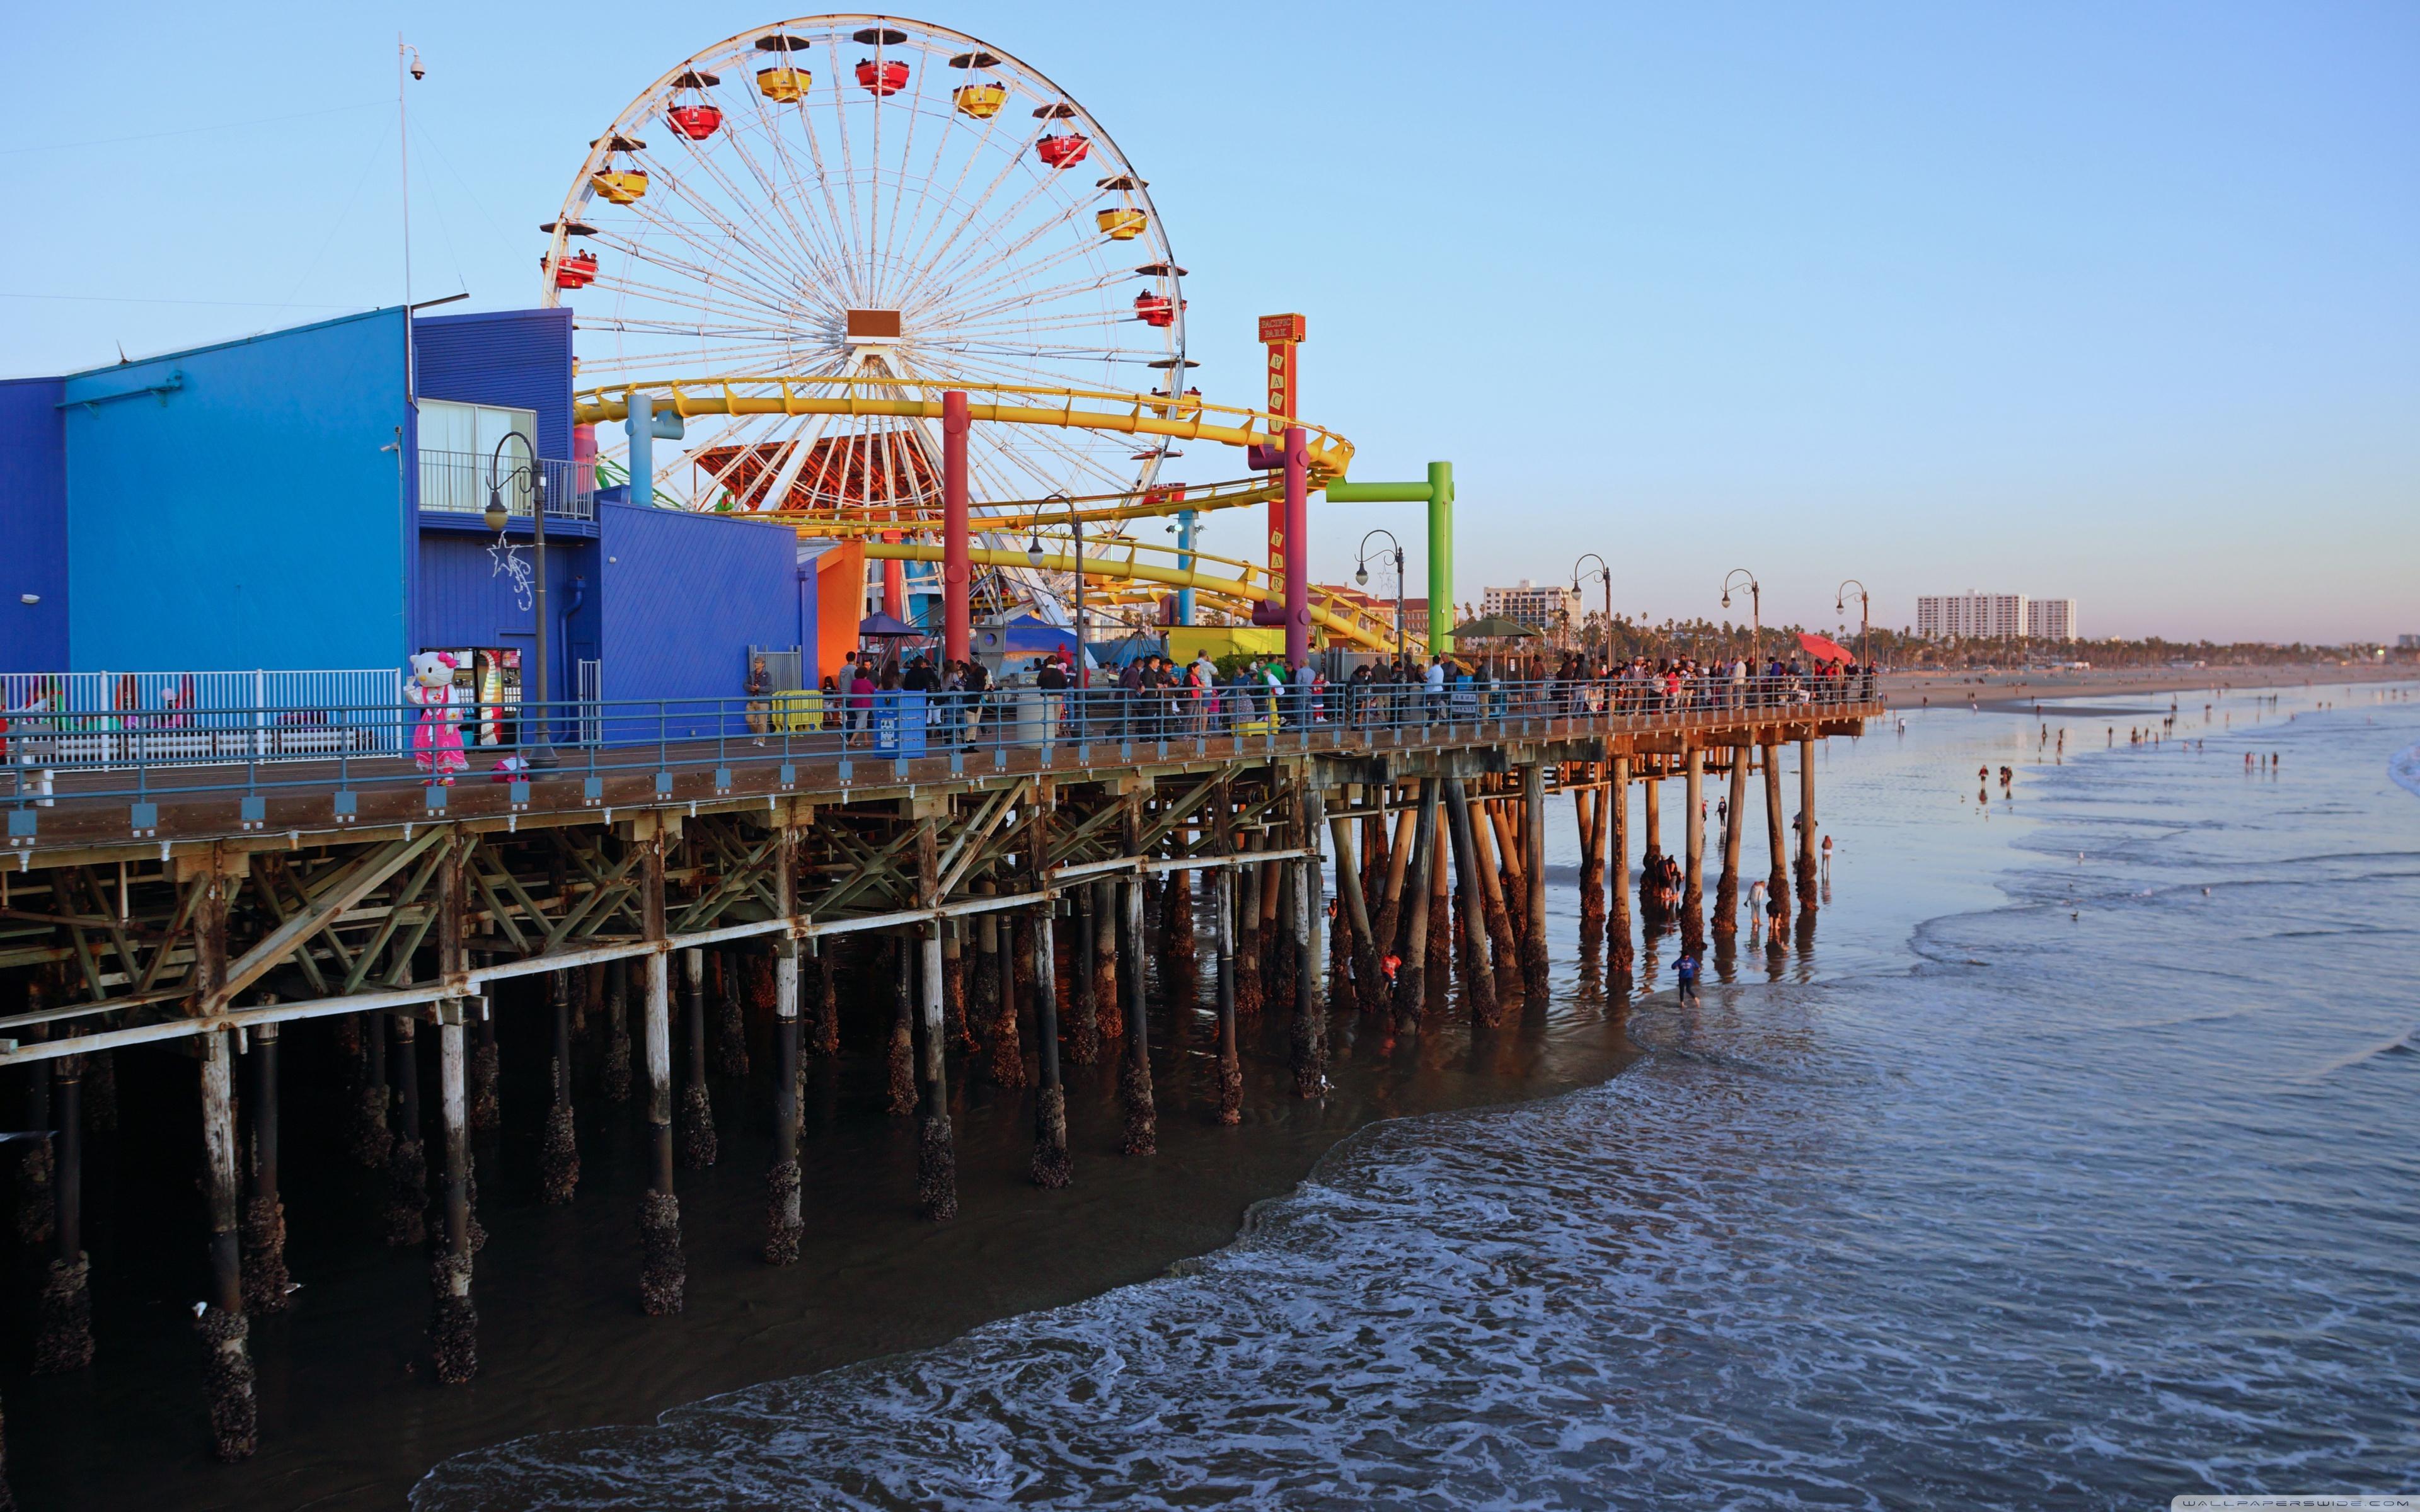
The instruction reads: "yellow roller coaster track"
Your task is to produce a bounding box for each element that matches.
[865,539,1425,657]
[572,375,1356,484]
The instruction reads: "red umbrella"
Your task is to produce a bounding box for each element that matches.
[1797,631,1853,663]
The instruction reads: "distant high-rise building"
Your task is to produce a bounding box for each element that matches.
[2026,598,2079,641]
[1916,592,2075,641]
[1916,592,2027,641]
[1482,579,1581,633]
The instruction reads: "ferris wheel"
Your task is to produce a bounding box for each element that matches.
[540,14,1190,520]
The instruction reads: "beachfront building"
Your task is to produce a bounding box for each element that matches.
[1483,580,1582,634]
[0,305,841,731]
[2026,598,2079,641]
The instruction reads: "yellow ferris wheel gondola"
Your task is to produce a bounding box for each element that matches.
[948,48,1006,117]
[754,32,812,100]
[587,134,648,204]
[1096,173,1148,241]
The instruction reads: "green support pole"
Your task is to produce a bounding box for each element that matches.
[1322,461,1455,654]
[1427,460,1453,654]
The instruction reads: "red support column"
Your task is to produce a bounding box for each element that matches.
[1284,425,1310,668]
[942,390,971,663]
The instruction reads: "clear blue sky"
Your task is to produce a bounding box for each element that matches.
[8,1,2412,643]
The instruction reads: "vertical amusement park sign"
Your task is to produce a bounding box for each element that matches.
[1259,312,1306,601]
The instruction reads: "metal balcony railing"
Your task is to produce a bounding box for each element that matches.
[416,449,597,523]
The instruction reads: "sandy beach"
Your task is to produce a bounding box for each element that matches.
[1880,662,2414,713]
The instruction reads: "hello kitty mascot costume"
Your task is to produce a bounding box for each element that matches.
[409,651,468,782]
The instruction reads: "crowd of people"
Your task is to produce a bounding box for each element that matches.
[752,643,1879,750]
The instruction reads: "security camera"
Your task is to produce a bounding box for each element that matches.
[410,61,427,80]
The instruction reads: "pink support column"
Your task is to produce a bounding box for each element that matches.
[942,391,971,663]
[1284,425,1310,668]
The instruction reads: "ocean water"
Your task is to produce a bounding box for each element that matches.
[416,682,2420,1510]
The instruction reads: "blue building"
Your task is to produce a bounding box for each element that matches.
[1,306,812,728]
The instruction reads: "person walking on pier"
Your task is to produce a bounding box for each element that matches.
[745,655,773,744]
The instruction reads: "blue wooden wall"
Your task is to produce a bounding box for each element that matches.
[413,308,573,458]
[415,534,601,696]
[0,378,69,668]
[597,503,798,736]
[62,307,410,672]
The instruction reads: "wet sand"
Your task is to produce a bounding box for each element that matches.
[9,949,1643,1511]
[1881,662,2411,712]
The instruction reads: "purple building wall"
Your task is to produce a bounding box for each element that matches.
[0,378,68,668]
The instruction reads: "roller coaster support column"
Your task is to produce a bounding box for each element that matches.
[621,392,684,510]
[1321,461,1455,653]
[1284,427,1310,668]
[1174,508,1197,626]
[942,391,971,663]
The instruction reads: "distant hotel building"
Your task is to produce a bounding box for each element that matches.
[1916,592,2078,642]
[1482,580,1581,632]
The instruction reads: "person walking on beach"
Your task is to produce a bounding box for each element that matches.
[1676,949,1701,1004]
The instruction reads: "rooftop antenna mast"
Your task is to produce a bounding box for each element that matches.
[399,36,425,400]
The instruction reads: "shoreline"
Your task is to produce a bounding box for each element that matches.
[1880,663,2415,713]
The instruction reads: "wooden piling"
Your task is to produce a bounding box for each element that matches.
[384,1013,427,1248]
[983,883,1025,1088]
[715,948,749,1077]
[942,918,969,1051]
[1714,746,1747,937]
[1394,779,1438,1029]
[1371,796,1415,1005]
[15,1030,52,1255]
[1092,878,1124,1041]
[1576,779,1606,937]
[638,833,683,1316]
[1328,799,1378,1019]
[237,1022,288,1317]
[1443,778,1502,1027]
[885,937,917,1116]
[679,949,717,1168]
[809,941,839,1058]
[198,1028,256,1461]
[1029,907,1073,1189]
[1682,747,1707,953]
[1293,788,1330,1097]
[1640,771,1664,922]
[602,955,633,1102]
[1119,864,1156,1155]
[431,1002,477,1384]
[1796,735,1819,914]
[1235,835,1265,1019]
[1522,764,1550,995]
[1608,755,1634,976]
[1214,864,1242,1123]
[35,1053,93,1373]
[1473,798,1523,989]
[1069,882,1101,1065]
[765,825,803,1262]
[1762,740,1792,935]
[1426,822,1453,991]
[351,996,391,1167]
[540,969,579,1206]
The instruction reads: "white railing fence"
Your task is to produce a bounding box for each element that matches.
[2,668,408,769]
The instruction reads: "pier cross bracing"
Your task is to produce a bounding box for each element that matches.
[0,690,1872,1464]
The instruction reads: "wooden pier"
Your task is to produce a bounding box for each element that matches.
[0,693,1873,1469]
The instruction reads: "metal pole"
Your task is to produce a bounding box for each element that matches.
[529,444,554,766]
[1283,425,1310,668]
[942,390,970,663]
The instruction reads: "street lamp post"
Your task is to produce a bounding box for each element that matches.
[485,431,553,767]
[1354,528,1407,671]
[1027,492,1082,735]
[1836,578,1871,691]
[1720,568,1761,677]
[1573,553,1610,665]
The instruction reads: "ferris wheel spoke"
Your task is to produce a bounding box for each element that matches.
[870,43,942,309]
[890,113,1066,306]
[595,210,819,325]
[913,265,1121,334]
[909,221,1117,324]
[913,193,1104,318]
[814,37,875,307]
[614,176,829,323]
[710,93,859,309]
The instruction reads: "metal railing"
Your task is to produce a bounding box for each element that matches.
[1,669,406,773]
[1,674,1881,840]
[416,449,597,522]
